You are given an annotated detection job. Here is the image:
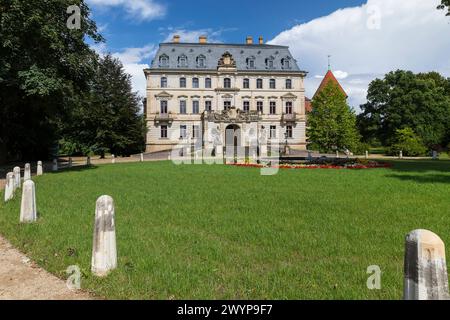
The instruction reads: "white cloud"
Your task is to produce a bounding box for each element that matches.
[87,0,166,21]
[269,0,450,109]
[161,28,229,43]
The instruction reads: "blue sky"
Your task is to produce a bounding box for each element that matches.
[87,0,450,109]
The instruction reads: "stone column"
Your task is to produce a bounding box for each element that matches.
[37,161,43,176]
[24,163,31,181]
[20,180,37,223]
[4,172,14,202]
[404,229,450,300]
[13,167,21,189]
[52,159,58,171]
[91,195,117,277]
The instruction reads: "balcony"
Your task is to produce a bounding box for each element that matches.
[154,112,175,125]
[282,113,297,123]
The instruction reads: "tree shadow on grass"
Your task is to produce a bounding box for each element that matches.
[46,164,99,175]
[382,159,450,185]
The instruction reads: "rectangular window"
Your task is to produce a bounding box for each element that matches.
[205,78,212,88]
[193,125,200,138]
[270,101,276,115]
[160,100,168,114]
[270,126,277,139]
[286,79,292,89]
[161,77,167,88]
[257,101,263,113]
[243,79,250,89]
[179,100,186,114]
[257,79,263,89]
[192,78,199,88]
[193,101,199,114]
[205,101,212,112]
[286,126,293,139]
[270,79,276,89]
[286,101,293,114]
[160,125,168,138]
[180,125,187,139]
[224,101,231,111]
[243,101,250,112]
[180,77,186,88]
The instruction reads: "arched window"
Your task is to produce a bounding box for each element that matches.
[205,78,212,88]
[224,78,231,89]
[192,77,199,88]
[281,57,292,70]
[256,78,263,89]
[246,56,256,69]
[196,55,206,68]
[159,54,169,67]
[161,77,167,88]
[286,79,292,89]
[265,56,274,69]
[178,55,188,68]
[180,77,186,88]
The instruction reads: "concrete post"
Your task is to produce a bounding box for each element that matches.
[37,161,43,176]
[404,229,449,300]
[365,150,369,159]
[112,155,115,164]
[399,150,403,159]
[24,163,31,181]
[91,195,117,277]
[20,180,37,223]
[140,153,144,162]
[13,167,21,190]
[4,172,14,202]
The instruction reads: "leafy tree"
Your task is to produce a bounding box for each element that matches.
[387,127,427,157]
[0,0,102,163]
[307,82,361,153]
[357,70,450,150]
[61,54,146,157]
[438,0,450,15]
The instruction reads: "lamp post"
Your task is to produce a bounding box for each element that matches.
[284,132,289,156]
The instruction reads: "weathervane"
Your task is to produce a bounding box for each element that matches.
[328,55,331,70]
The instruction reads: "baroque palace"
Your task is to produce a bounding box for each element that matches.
[143,35,308,154]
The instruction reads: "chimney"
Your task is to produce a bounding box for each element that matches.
[259,36,264,44]
[246,36,253,45]
[172,35,180,43]
[199,35,207,44]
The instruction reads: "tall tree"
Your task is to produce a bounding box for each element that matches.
[0,0,102,163]
[438,0,450,15]
[307,82,361,153]
[61,55,146,157]
[357,70,450,149]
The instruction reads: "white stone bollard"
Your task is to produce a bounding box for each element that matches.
[13,167,21,190]
[365,150,369,159]
[37,161,43,176]
[111,155,115,164]
[404,229,450,300]
[23,163,31,181]
[140,153,144,162]
[399,150,403,159]
[52,159,58,171]
[4,172,14,202]
[432,151,438,160]
[20,180,37,223]
[91,195,117,277]
[336,151,339,158]
[86,156,91,166]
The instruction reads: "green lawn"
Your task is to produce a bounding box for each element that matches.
[1,160,449,299]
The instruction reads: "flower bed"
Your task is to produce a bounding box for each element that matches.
[231,160,392,170]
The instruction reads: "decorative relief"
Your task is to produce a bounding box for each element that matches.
[206,107,261,123]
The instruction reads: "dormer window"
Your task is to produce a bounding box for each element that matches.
[159,54,169,67]
[246,56,256,69]
[178,54,188,68]
[265,56,275,69]
[281,57,292,70]
[196,55,206,68]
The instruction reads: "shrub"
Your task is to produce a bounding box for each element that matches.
[387,127,427,156]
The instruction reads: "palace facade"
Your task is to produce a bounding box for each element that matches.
[143,35,308,154]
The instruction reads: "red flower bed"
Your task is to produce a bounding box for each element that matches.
[230,162,392,170]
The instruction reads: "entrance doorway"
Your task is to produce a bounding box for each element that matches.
[225,124,241,159]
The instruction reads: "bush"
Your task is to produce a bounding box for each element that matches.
[387,127,427,156]
[352,142,371,156]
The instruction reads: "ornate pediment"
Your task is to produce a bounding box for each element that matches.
[155,91,173,100]
[218,51,236,69]
[281,93,297,100]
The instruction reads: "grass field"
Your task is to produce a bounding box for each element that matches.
[0,160,449,299]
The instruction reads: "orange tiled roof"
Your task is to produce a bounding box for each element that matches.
[312,70,347,99]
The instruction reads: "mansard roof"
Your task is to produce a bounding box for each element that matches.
[149,42,303,72]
